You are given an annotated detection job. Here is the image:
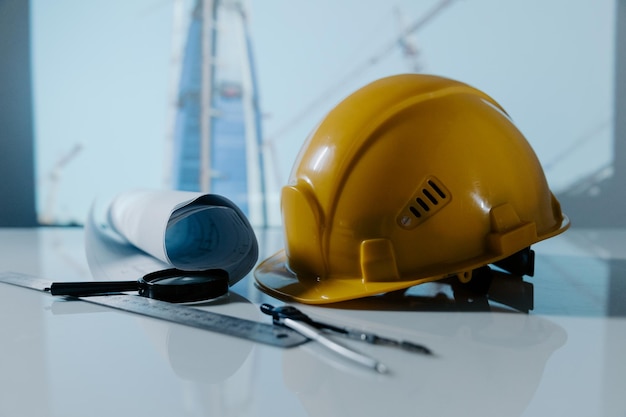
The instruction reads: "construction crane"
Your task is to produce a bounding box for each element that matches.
[39,143,83,224]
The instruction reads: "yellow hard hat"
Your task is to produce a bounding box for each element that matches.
[255,74,569,304]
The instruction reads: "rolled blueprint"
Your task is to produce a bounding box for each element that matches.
[89,189,258,285]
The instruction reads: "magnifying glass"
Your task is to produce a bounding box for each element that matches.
[47,268,229,303]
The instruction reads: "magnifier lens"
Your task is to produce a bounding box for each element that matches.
[140,269,229,303]
[154,276,208,285]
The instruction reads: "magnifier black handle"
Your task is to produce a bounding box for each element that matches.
[49,281,139,297]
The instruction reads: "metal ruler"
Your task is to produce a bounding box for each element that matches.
[0,271,308,348]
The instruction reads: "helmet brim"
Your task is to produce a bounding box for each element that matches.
[254,250,444,304]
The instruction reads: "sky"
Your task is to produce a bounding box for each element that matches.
[31,0,616,225]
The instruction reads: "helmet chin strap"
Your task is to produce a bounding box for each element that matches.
[447,247,535,298]
[492,247,535,277]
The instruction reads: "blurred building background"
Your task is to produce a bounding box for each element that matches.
[0,0,622,227]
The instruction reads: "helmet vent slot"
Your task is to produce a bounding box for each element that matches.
[422,189,438,205]
[397,176,451,229]
[428,180,446,199]
[416,197,430,211]
[409,206,422,218]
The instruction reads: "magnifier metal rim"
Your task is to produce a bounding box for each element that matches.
[139,268,229,303]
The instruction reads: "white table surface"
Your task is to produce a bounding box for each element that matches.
[0,226,625,417]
